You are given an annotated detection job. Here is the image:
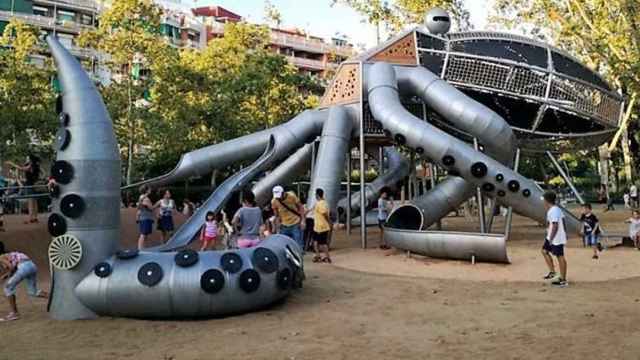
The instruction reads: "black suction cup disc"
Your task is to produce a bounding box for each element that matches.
[497,190,506,197]
[94,262,112,278]
[58,112,70,126]
[522,189,531,197]
[277,268,292,290]
[415,147,424,155]
[60,194,85,219]
[239,269,261,293]
[394,133,406,145]
[482,183,495,192]
[138,262,163,287]
[200,269,225,294]
[48,213,67,237]
[508,180,520,192]
[252,247,279,274]
[442,155,455,166]
[495,173,504,182]
[116,249,139,260]
[470,162,488,178]
[220,253,243,273]
[55,96,63,115]
[51,161,74,185]
[175,249,199,268]
[56,128,71,151]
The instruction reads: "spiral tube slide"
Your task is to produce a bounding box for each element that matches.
[75,235,303,318]
[384,65,517,230]
[368,62,580,261]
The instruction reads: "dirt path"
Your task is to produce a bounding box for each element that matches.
[0,208,639,359]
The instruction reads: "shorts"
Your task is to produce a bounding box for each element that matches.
[138,219,154,235]
[313,231,330,245]
[378,219,386,229]
[542,239,564,257]
[238,236,261,249]
[4,260,40,297]
[158,215,174,232]
[583,233,599,246]
[202,235,217,245]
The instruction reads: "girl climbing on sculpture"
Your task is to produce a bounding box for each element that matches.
[199,211,219,251]
[0,248,48,321]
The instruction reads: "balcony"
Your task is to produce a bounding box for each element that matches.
[33,0,98,12]
[285,56,327,71]
[0,10,94,34]
[271,31,353,57]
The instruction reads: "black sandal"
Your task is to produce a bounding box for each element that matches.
[312,255,322,263]
[321,257,332,264]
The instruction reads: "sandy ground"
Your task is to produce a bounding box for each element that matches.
[1,207,639,360]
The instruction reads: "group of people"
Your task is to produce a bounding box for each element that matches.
[1,155,42,226]
[134,184,335,262]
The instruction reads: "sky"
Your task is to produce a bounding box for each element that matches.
[181,0,492,48]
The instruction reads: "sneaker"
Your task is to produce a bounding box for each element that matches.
[543,271,557,280]
[551,279,568,287]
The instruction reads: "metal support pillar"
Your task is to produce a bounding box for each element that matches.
[358,65,367,249]
[346,148,352,237]
[429,162,441,230]
[474,138,486,233]
[504,149,521,239]
[546,151,585,205]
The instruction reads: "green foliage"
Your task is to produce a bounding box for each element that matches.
[79,0,320,184]
[331,0,470,33]
[0,20,56,162]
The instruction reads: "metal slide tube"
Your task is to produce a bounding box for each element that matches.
[124,110,328,189]
[151,137,278,252]
[384,64,517,229]
[546,151,586,205]
[368,62,580,232]
[306,106,354,212]
[46,36,121,320]
[385,228,509,263]
[252,143,313,206]
[336,147,410,219]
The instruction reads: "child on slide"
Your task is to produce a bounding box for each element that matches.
[0,248,48,321]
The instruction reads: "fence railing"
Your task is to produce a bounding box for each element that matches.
[0,10,94,33]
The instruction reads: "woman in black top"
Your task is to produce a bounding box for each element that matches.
[6,154,40,224]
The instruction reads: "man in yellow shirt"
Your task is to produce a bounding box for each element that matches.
[312,188,332,263]
[271,185,305,252]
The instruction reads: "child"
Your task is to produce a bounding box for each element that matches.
[579,203,601,259]
[377,189,393,249]
[0,251,48,321]
[199,211,218,251]
[625,209,640,250]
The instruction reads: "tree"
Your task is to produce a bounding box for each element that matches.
[491,0,640,183]
[331,0,471,41]
[264,0,283,28]
[0,20,56,163]
[78,0,174,185]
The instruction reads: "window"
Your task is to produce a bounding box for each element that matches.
[33,6,50,17]
[81,14,93,26]
[57,10,76,23]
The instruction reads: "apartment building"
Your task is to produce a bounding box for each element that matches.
[193,5,355,75]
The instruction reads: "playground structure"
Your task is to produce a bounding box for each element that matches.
[44,9,622,320]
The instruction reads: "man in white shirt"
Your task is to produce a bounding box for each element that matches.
[541,191,568,287]
[630,184,638,208]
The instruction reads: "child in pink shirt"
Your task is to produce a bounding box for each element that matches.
[199,211,219,251]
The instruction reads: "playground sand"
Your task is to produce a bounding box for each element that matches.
[1,207,639,359]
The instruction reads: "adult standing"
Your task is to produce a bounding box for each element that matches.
[154,189,176,243]
[630,183,638,208]
[312,188,332,263]
[232,190,264,248]
[271,185,305,251]
[541,192,569,287]
[5,155,40,224]
[136,185,154,250]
